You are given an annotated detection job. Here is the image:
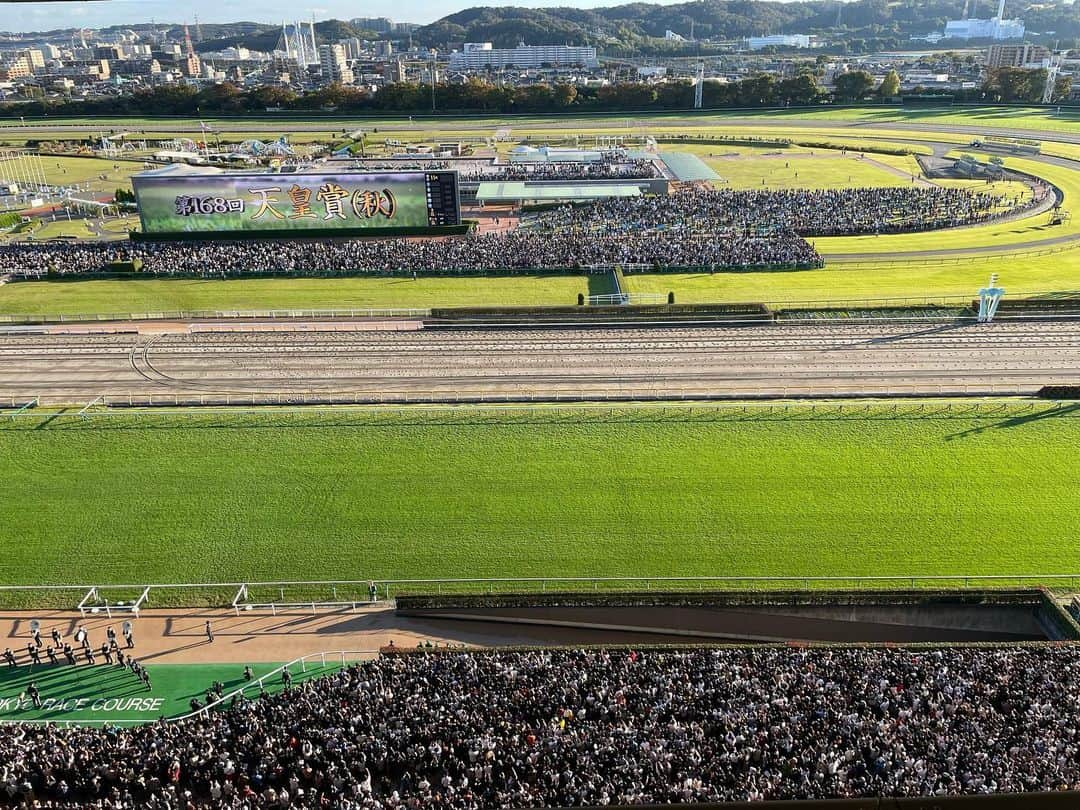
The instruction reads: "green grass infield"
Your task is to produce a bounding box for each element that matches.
[0,402,1078,606]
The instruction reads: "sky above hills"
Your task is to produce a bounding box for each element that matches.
[2,0,685,33]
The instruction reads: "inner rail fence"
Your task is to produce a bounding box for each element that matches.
[1,574,1078,614]
[0,308,430,325]
[2,380,1076,411]
[818,242,1077,271]
[4,397,1080,421]
[0,285,1077,326]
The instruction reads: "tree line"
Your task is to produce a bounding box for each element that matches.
[0,67,1070,119]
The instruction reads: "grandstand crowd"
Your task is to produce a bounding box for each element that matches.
[530,186,1017,238]
[0,186,1022,278]
[0,228,821,278]
[349,158,660,182]
[3,646,1080,808]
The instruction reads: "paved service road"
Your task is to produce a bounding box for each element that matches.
[2,321,1079,405]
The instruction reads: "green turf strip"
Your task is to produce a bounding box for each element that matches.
[0,274,608,317]
[0,661,339,724]
[1,404,1078,603]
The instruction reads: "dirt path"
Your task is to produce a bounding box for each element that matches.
[0,605,469,664]
[1,604,690,664]
[859,156,937,188]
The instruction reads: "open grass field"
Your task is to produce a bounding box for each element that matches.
[713,106,1080,134]
[0,246,1070,315]
[17,218,95,241]
[35,155,142,198]
[625,246,1080,304]
[0,105,1072,134]
[0,403,1077,598]
[710,152,916,190]
[0,660,338,724]
[0,273,605,316]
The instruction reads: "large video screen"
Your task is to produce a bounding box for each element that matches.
[133,170,460,234]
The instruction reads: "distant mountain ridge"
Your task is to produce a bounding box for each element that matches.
[3,0,1077,54]
[413,0,1079,50]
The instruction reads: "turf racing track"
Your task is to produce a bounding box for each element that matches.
[3,320,1080,404]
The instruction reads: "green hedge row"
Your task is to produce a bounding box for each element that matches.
[792,140,913,156]
[430,303,771,319]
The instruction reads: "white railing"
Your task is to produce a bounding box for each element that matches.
[4,380,1074,410]
[0,307,430,325]
[6,397,1080,421]
[6,572,1080,616]
[170,649,378,724]
[0,649,378,728]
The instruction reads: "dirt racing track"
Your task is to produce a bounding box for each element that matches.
[3,320,1080,405]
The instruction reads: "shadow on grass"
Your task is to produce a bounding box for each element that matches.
[31,408,71,429]
[946,402,1080,440]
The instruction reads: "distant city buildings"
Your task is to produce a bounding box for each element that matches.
[0,11,1072,108]
[448,42,599,70]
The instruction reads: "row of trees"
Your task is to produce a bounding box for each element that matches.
[0,68,1070,118]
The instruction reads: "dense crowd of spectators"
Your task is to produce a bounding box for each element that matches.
[0,228,821,278]
[530,186,1017,237]
[461,160,660,182]
[347,159,660,182]
[0,185,1024,278]
[2,646,1080,808]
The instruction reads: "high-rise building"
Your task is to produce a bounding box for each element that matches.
[339,38,364,60]
[182,25,201,77]
[318,44,354,84]
[383,60,407,83]
[986,43,1050,67]
[21,49,46,71]
[352,17,393,33]
[0,55,33,81]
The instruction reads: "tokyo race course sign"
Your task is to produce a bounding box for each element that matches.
[132,170,460,234]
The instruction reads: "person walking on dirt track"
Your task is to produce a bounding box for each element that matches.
[205,621,214,643]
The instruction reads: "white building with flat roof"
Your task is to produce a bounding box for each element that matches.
[449,41,598,70]
[746,34,811,50]
[943,0,1025,39]
[944,17,1025,39]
